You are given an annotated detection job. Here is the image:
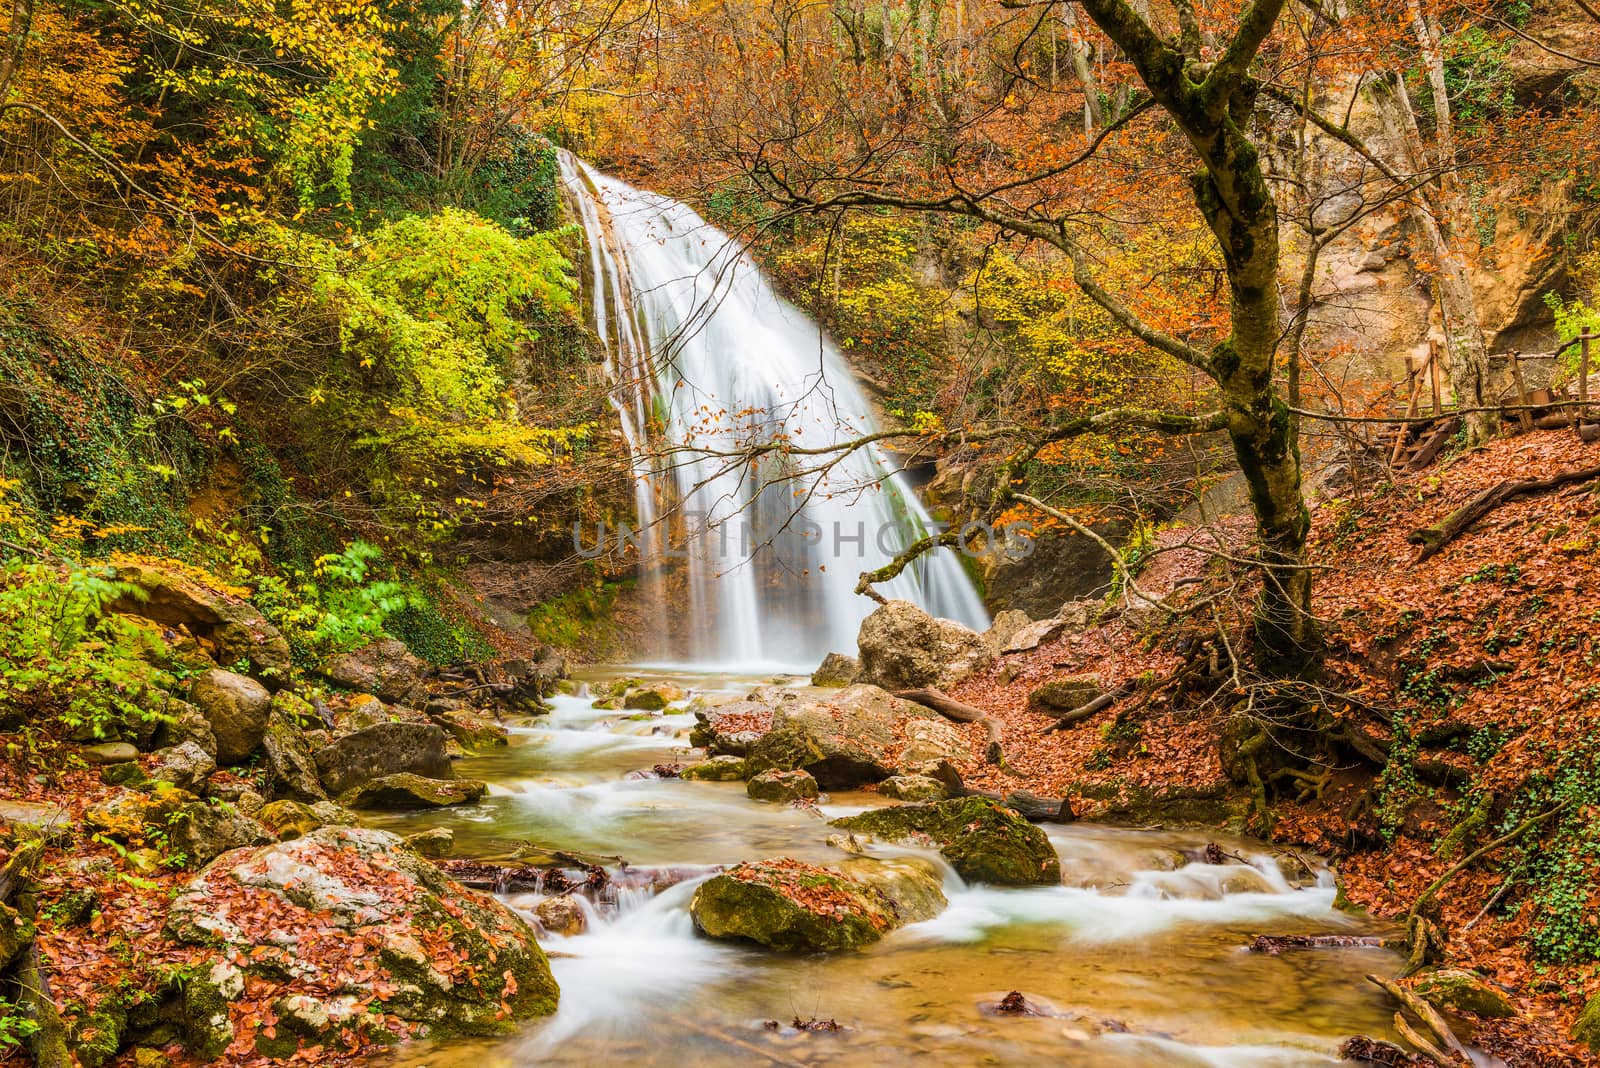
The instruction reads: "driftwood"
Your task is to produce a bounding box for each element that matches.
[1409,464,1600,563]
[1367,974,1470,1066]
[894,687,1006,766]
[1246,933,1387,955]
[926,761,1074,823]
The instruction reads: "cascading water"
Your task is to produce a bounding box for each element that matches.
[559,153,989,668]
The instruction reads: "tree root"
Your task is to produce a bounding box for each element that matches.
[1366,974,1470,1065]
[895,687,1007,767]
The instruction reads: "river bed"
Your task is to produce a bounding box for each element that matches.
[371,670,1413,1067]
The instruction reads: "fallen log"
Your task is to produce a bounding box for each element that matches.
[926,762,1074,823]
[1246,933,1387,955]
[1367,974,1470,1065]
[1408,464,1600,563]
[895,687,1006,766]
[1039,684,1130,735]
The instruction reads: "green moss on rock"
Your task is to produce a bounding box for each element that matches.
[829,797,1061,886]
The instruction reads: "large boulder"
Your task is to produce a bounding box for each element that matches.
[152,697,218,759]
[339,773,487,810]
[320,639,429,707]
[744,685,954,788]
[107,562,292,684]
[166,826,558,1042]
[829,797,1061,886]
[312,722,452,796]
[188,669,272,765]
[261,701,328,802]
[855,600,991,692]
[690,856,945,952]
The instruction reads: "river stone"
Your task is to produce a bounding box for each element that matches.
[811,652,860,688]
[147,741,217,792]
[339,773,487,810]
[107,562,293,684]
[535,896,586,937]
[433,708,509,750]
[829,797,1061,886]
[261,707,328,802]
[405,827,455,857]
[681,756,748,781]
[690,856,946,952]
[169,800,272,866]
[878,774,947,802]
[166,825,559,1036]
[81,741,139,765]
[313,722,452,795]
[855,599,992,691]
[1412,968,1515,1018]
[189,668,273,764]
[623,684,685,711]
[1027,675,1107,714]
[747,769,820,803]
[320,639,429,707]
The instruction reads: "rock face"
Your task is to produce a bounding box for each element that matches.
[339,773,487,810]
[855,600,991,692]
[690,856,946,952]
[810,652,860,688]
[1412,968,1515,1019]
[320,639,429,707]
[166,826,558,1040]
[829,797,1061,886]
[312,722,452,795]
[108,562,293,683]
[188,669,273,765]
[746,769,820,803]
[744,685,937,789]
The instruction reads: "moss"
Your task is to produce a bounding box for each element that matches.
[1575,992,1600,1053]
[690,860,919,952]
[829,797,1060,886]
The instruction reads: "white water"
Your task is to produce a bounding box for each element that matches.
[559,155,989,668]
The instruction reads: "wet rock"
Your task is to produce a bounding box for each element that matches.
[1027,675,1106,714]
[878,775,947,802]
[405,827,455,858]
[338,772,487,810]
[680,756,748,781]
[744,685,937,789]
[81,741,139,765]
[829,797,1061,886]
[1412,968,1515,1018]
[166,826,558,1034]
[690,856,945,952]
[108,561,293,684]
[811,652,860,688]
[747,769,820,803]
[256,800,325,841]
[856,600,992,691]
[433,708,509,750]
[169,800,272,866]
[320,639,429,707]
[188,668,272,764]
[623,684,686,711]
[146,741,216,792]
[261,705,328,802]
[312,722,452,795]
[534,896,586,936]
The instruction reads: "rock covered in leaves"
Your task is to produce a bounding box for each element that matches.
[690,856,945,952]
[320,638,430,706]
[855,599,991,691]
[746,768,820,803]
[312,721,452,795]
[188,669,273,765]
[165,825,559,1052]
[829,797,1061,886]
[338,772,487,809]
[689,700,771,756]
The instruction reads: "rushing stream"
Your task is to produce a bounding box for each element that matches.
[373,672,1413,1068]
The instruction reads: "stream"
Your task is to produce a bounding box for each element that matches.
[371,670,1413,1068]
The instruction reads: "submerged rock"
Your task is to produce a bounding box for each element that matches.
[810,652,860,688]
[829,797,1061,886]
[855,600,991,691]
[1412,968,1515,1018]
[166,826,558,1039]
[680,755,748,781]
[690,856,945,952]
[747,769,820,803]
[338,772,486,810]
[313,722,452,795]
[188,669,272,765]
[534,895,586,937]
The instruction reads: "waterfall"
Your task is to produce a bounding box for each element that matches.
[559,153,989,668]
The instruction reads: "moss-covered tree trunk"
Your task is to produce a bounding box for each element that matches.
[1078,0,1320,675]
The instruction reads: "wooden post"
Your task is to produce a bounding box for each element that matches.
[1510,351,1534,434]
[1429,340,1442,417]
[1393,354,1422,467]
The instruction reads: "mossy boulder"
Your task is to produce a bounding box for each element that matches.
[261,703,328,802]
[1026,675,1106,714]
[690,856,945,952]
[146,741,215,792]
[747,769,820,803]
[829,797,1061,886]
[312,722,452,795]
[167,826,558,1036]
[320,639,429,707]
[879,774,947,802]
[85,784,196,840]
[1412,968,1515,1018]
[744,685,946,788]
[681,756,748,781]
[338,772,487,810]
[689,700,771,756]
[0,901,35,970]
[433,709,509,750]
[188,668,272,765]
[256,800,325,840]
[1576,992,1600,1054]
[169,800,272,866]
[622,684,686,711]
